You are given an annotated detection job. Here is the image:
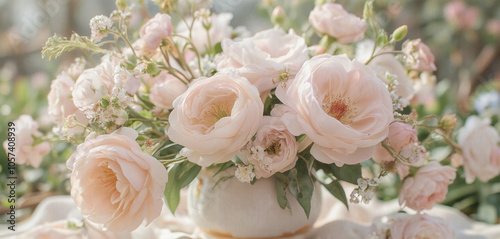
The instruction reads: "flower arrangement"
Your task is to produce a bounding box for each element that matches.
[3,0,500,237]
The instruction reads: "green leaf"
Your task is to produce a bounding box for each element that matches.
[214,42,223,54]
[316,162,362,185]
[275,173,289,209]
[376,31,388,47]
[477,203,497,224]
[164,160,201,214]
[321,180,349,209]
[211,161,235,177]
[288,159,314,218]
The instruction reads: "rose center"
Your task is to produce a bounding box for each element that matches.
[201,96,236,132]
[98,162,118,190]
[322,93,356,125]
[265,141,281,156]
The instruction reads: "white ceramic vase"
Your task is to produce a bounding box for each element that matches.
[187,167,322,238]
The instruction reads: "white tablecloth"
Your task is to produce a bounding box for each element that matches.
[1,188,499,239]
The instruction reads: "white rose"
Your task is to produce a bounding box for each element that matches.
[177,12,233,53]
[216,28,309,93]
[356,40,414,100]
[167,71,263,167]
[458,116,500,183]
[72,57,115,112]
[47,72,88,134]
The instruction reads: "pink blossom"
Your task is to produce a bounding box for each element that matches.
[402,39,437,72]
[309,3,366,44]
[2,115,50,168]
[399,162,456,211]
[167,71,263,167]
[140,13,173,49]
[66,127,168,232]
[458,116,500,183]
[275,54,393,166]
[238,116,298,179]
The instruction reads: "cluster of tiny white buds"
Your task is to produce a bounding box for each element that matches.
[398,143,428,166]
[189,54,216,77]
[235,164,255,183]
[110,9,132,22]
[350,177,380,204]
[385,72,409,116]
[248,145,274,173]
[89,15,113,43]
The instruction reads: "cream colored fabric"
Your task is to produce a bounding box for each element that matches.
[1,189,499,239]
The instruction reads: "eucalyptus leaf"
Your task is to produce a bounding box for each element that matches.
[165,160,201,214]
[321,180,349,209]
[288,159,314,218]
[477,203,497,224]
[315,162,361,185]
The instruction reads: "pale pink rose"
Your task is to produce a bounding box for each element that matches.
[356,40,414,100]
[2,115,50,168]
[167,71,263,167]
[308,3,366,44]
[216,28,309,93]
[47,72,88,134]
[389,214,455,239]
[399,162,456,211]
[444,1,479,29]
[150,72,188,111]
[177,13,233,53]
[373,123,422,179]
[275,54,393,166]
[66,127,168,232]
[403,39,437,72]
[458,116,500,183]
[72,57,115,112]
[238,116,298,179]
[140,13,173,49]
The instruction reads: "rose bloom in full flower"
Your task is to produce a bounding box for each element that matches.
[398,162,456,211]
[276,54,393,166]
[238,115,298,179]
[402,39,437,72]
[458,116,500,183]
[140,13,173,50]
[216,28,309,93]
[3,115,50,168]
[167,71,263,167]
[308,3,367,44]
[66,127,168,232]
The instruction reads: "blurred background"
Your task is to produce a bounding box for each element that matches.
[0,0,499,223]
